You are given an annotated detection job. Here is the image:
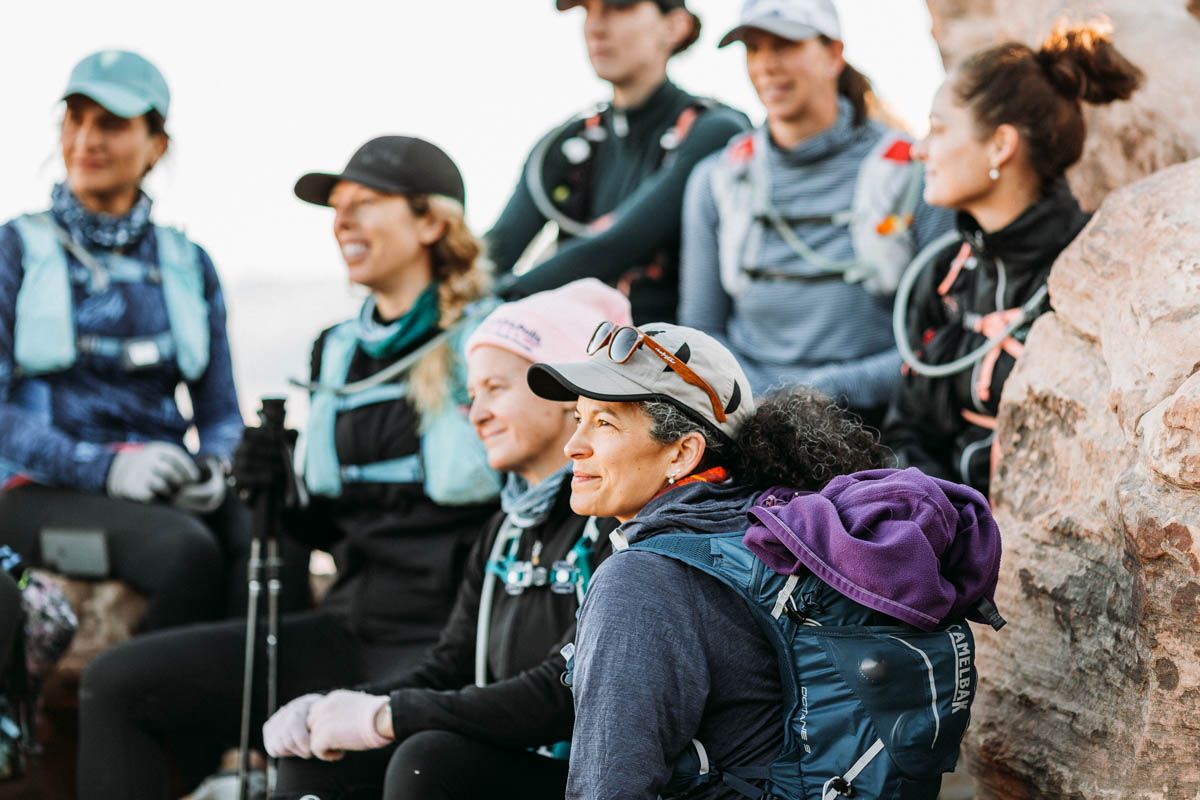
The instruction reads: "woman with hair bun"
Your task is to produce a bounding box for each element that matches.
[883,22,1143,496]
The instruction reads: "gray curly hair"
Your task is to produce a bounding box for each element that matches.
[639,387,893,491]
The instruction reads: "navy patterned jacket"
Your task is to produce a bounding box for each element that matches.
[0,196,242,493]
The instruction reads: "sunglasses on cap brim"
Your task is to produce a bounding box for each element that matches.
[586,321,727,424]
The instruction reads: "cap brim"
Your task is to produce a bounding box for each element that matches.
[718,20,823,48]
[294,169,412,207]
[556,0,639,8]
[528,360,665,405]
[63,82,154,118]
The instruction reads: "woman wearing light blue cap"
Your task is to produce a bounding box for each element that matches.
[0,50,262,631]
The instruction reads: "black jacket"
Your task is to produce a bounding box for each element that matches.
[286,326,498,646]
[882,182,1090,495]
[364,479,616,750]
[487,79,749,324]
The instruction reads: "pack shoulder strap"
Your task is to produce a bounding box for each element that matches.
[153,225,210,380]
[9,214,209,379]
[10,214,75,375]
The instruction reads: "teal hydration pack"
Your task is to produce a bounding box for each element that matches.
[10,213,209,380]
[605,530,978,800]
[302,318,501,505]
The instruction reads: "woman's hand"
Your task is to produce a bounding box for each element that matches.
[305,690,393,761]
[262,692,323,759]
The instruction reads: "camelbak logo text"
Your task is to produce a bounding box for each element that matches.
[799,686,811,753]
[948,625,972,713]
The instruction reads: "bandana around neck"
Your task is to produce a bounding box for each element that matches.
[50,182,154,250]
[500,463,572,529]
[355,283,441,359]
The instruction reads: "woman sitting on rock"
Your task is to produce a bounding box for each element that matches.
[882,22,1143,495]
[0,50,252,631]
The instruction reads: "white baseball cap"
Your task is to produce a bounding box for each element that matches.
[718,0,842,47]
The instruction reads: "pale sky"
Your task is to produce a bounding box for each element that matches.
[0,0,945,414]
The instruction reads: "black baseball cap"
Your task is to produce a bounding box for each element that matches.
[294,135,465,208]
[556,0,687,10]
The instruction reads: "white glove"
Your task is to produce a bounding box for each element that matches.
[105,443,199,503]
[306,690,391,762]
[172,456,227,514]
[262,692,324,759]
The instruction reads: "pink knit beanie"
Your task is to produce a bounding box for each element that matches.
[466,279,632,364]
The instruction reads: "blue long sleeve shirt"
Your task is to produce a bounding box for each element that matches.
[0,208,242,493]
[679,102,953,409]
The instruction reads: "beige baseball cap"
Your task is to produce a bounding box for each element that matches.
[527,322,756,442]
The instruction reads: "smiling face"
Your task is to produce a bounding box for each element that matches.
[914,79,997,210]
[744,29,842,128]
[467,346,576,484]
[61,95,166,214]
[327,181,439,294]
[581,0,675,87]
[565,396,701,522]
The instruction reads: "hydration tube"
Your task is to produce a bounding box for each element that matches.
[473,516,600,687]
[288,300,496,396]
[892,230,1049,378]
[524,107,607,240]
[475,519,522,687]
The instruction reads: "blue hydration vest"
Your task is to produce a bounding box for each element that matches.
[573,530,978,800]
[10,213,210,380]
[302,319,501,505]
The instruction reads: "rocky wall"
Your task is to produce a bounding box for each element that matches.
[968,159,1200,798]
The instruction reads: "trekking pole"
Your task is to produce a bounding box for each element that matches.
[237,397,289,800]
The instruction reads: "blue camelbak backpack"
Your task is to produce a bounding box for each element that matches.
[608,530,986,800]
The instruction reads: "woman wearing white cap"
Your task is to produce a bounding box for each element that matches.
[0,50,252,631]
[678,0,952,423]
[261,280,629,800]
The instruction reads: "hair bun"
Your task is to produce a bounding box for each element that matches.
[1036,21,1143,105]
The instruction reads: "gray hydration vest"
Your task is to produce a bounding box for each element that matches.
[708,127,923,300]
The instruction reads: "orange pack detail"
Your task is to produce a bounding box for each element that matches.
[729,133,755,163]
[674,107,699,143]
[882,139,913,163]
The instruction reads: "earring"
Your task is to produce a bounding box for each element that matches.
[667,473,677,485]
[988,166,1000,181]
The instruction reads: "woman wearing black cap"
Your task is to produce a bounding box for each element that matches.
[487,0,750,324]
[0,49,253,631]
[75,136,501,800]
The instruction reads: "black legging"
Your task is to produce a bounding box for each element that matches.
[77,611,429,799]
[0,571,21,681]
[0,484,308,630]
[271,730,569,800]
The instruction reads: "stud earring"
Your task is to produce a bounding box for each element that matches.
[988,166,1000,181]
[667,473,677,485]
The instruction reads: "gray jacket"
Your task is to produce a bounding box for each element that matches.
[566,481,782,800]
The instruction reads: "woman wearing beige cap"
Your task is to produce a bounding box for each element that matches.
[526,322,892,797]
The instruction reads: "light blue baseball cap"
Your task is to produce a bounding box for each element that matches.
[62,50,170,120]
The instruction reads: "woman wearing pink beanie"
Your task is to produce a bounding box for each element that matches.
[267,279,631,800]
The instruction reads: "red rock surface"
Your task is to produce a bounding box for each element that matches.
[969,159,1200,798]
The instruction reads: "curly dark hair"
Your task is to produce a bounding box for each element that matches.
[642,387,893,492]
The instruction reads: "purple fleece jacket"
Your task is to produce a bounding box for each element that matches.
[744,467,1002,631]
